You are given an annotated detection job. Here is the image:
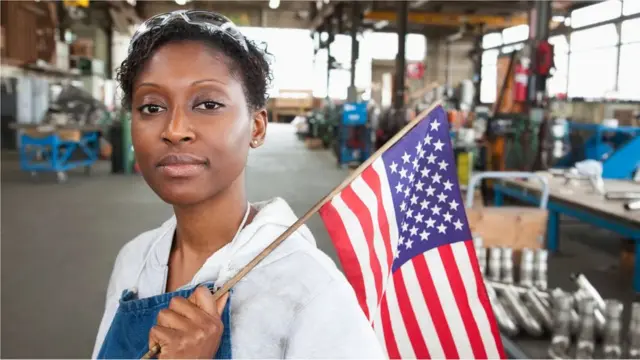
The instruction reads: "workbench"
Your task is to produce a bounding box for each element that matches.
[492,172,640,291]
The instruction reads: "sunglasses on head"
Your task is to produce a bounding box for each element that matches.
[129,10,249,54]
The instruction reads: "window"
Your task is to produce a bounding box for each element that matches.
[618,43,640,100]
[570,24,619,51]
[502,25,529,44]
[571,0,622,28]
[361,32,426,61]
[621,18,640,43]
[480,49,499,104]
[548,35,569,97]
[482,32,502,49]
[240,27,315,97]
[623,0,640,15]
[568,47,618,98]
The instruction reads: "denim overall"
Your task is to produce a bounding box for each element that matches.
[96,284,232,359]
[97,204,250,359]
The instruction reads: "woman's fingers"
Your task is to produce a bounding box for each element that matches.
[188,286,220,316]
[148,325,181,350]
[215,291,230,315]
[156,304,197,331]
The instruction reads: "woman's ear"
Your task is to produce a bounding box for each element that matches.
[250,108,268,148]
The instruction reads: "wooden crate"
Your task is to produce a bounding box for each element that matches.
[466,206,547,251]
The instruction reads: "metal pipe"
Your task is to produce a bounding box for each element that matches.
[486,285,519,337]
[500,287,544,337]
[551,288,580,335]
[488,247,502,282]
[485,279,550,299]
[602,299,623,359]
[625,200,640,211]
[575,298,597,359]
[523,289,553,331]
[519,248,535,288]
[502,247,514,284]
[573,286,607,333]
[628,302,640,359]
[548,291,573,359]
[534,249,548,291]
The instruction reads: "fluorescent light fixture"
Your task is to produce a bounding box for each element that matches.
[175,0,187,5]
[552,15,565,22]
[126,0,136,5]
[269,0,280,9]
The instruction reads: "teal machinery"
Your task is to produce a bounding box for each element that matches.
[554,122,640,179]
[337,102,371,167]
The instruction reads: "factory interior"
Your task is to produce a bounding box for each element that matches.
[1,0,640,358]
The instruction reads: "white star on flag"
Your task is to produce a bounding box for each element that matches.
[431,204,442,215]
[449,199,459,210]
[443,212,453,222]
[420,230,430,241]
[437,192,448,203]
[443,180,454,191]
[399,168,407,179]
[389,162,398,173]
[437,223,447,234]
[430,120,440,131]
[433,139,444,151]
[427,153,437,164]
[453,218,464,230]
[431,173,442,184]
[426,217,435,228]
[426,185,436,196]
[424,134,432,144]
[402,152,411,163]
[438,160,448,170]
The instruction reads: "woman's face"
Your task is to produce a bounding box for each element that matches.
[131,40,267,206]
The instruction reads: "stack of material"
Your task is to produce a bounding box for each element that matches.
[474,236,640,359]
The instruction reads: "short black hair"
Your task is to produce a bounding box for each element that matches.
[116,19,272,111]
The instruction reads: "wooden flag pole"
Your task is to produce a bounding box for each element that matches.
[142,98,443,359]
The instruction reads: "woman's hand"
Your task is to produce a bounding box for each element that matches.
[149,287,230,359]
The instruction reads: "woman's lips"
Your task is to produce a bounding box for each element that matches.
[156,153,208,178]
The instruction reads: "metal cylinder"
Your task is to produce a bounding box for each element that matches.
[488,247,502,282]
[551,288,580,336]
[628,302,640,359]
[523,289,553,331]
[548,290,573,359]
[486,285,519,337]
[473,234,483,250]
[603,299,623,359]
[500,287,543,337]
[534,249,548,290]
[519,248,535,288]
[486,279,550,299]
[501,247,514,284]
[571,273,606,310]
[576,298,597,359]
[477,247,487,276]
[573,285,606,334]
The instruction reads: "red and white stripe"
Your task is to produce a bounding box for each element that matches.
[319,158,504,359]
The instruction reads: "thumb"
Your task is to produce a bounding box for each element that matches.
[215,291,230,316]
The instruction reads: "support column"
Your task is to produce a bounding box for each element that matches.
[528,0,551,104]
[347,3,359,102]
[393,0,408,109]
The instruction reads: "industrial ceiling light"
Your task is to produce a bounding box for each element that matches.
[269,0,280,9]
[175,0,187,5]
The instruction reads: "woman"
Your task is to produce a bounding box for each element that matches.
[92,10,384,359]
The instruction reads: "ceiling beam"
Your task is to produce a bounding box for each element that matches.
[363,10,528,29]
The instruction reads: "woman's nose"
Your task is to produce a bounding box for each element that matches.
[161,109,196,145]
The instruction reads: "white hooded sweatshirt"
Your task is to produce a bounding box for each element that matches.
[92,197,385,359]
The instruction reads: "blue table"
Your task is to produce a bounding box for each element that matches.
[492,174,640,291]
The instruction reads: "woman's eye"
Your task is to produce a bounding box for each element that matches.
[195,101,222,111]
[138,104,165,115]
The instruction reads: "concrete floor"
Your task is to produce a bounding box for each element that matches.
[0,123,636,358]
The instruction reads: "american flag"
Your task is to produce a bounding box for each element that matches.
[319,105,504,359]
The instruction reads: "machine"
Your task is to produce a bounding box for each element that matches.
[554,122,640,179]
[336,102,371,167]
